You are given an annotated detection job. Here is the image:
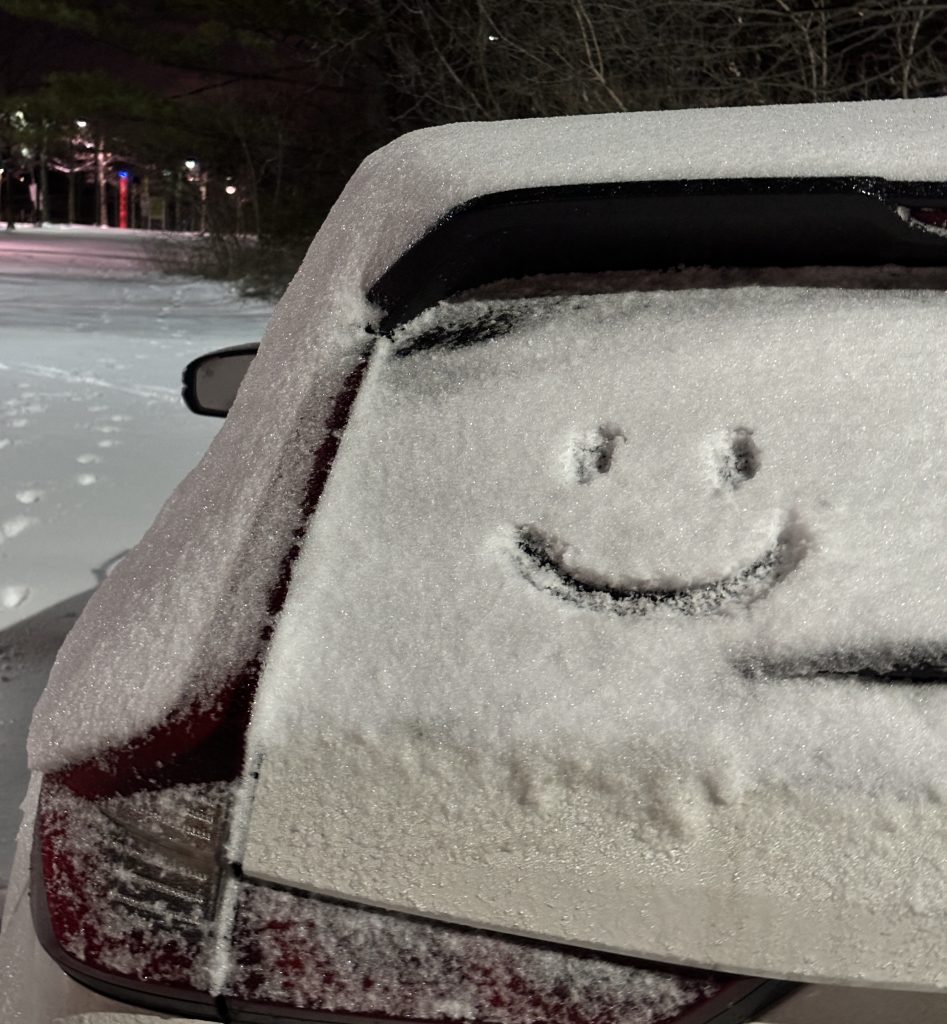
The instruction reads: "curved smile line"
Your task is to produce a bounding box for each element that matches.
[510,519,807,617]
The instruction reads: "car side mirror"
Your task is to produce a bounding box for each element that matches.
[182,344,259,416]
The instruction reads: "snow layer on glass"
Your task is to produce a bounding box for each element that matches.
[242,282,947,984]
[29,98,947,772]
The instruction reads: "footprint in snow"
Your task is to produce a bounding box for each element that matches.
[0,439,10,451]
[1,516,38,539]
[77,473,97,487]
[76,453,101,465]
[0,586,29,610]
[1,516,38,540]
[96,439,119,449]
[0,643,16,682]
[15,488,44,505]
[88,405,108,413]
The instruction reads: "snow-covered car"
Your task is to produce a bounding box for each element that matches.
[3,99,947,1024]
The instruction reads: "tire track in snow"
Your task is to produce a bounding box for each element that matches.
[2,363,179,403]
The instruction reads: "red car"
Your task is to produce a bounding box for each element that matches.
[2,98,947,1024]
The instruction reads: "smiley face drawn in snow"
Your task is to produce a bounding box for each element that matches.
[391,287,947,687]
[510,424,810,618]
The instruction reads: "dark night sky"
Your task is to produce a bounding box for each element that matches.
[0,9,213,99]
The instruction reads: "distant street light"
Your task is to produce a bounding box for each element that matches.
[225,184,237,196]
[184,159,197,171]
[76,120,87,128]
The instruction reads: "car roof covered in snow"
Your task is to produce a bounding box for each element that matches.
[29,96,947,772]
[343,97,947,294]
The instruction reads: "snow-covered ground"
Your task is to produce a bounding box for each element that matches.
[0,225,273,900]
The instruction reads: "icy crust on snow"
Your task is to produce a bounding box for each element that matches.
[227,883,719,1023]
[242,283,947,984]
[28,98,947,772]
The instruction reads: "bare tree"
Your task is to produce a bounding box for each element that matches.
[362,0,947,128]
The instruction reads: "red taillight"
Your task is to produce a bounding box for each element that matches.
[906,205,947,228]
[227,881,730,1024]
[35,777,231,1006]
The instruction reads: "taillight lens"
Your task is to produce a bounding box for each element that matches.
[36,776,232,1006]
[35,775,792,1022]
[228,881,727,1024]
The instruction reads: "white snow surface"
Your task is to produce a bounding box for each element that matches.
[0,225,271,898]
[242,280,947,986]
[0,226,269,629]
[28,96,947,773]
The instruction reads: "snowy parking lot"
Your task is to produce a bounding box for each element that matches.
[0,226,273,901]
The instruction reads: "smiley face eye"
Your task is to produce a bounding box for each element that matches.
[715,426,760,490]
[565,424,626,484]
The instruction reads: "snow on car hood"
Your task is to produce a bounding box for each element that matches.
[29,96,947,772]
[240,280,947,987]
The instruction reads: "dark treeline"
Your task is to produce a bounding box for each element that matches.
[2,1,946,292]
